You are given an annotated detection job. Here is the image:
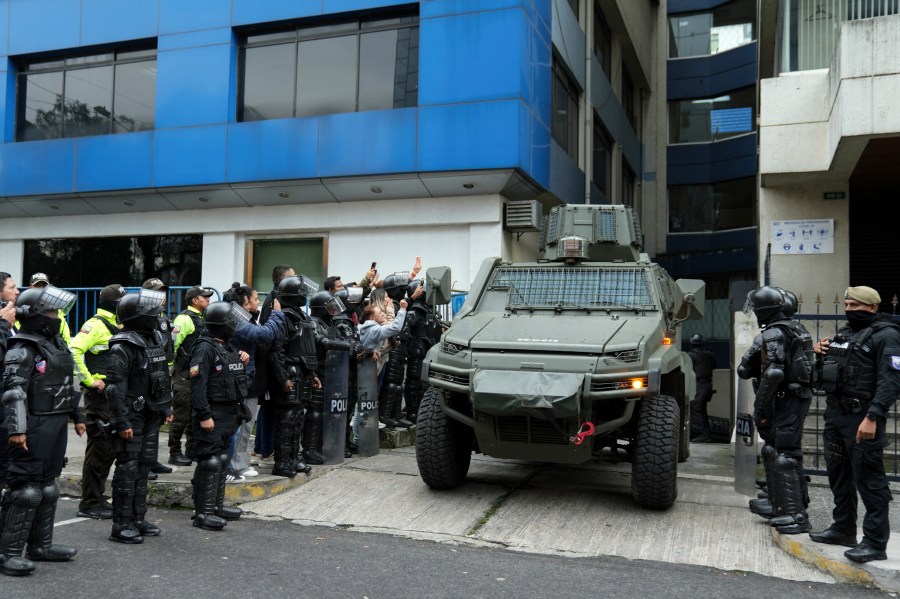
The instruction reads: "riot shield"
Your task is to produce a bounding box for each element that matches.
[322,349,350,465]
[355,359,380,457]
[733,377,758,497]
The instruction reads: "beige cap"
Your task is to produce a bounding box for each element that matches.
[845,286,881,305]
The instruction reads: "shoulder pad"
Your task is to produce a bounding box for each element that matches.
[110,331,147,348]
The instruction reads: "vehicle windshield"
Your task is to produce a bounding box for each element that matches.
[488,266,655,311]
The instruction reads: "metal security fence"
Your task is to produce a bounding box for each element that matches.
[795,307,900,481]
[63,286,221,334]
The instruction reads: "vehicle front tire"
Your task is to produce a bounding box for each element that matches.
[415,386,472,489]
[631,394,679,509]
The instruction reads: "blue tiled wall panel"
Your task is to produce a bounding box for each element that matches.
[667,43,757,100]
[0,68,11,145]
[153,126,227,187]
[1,139,75,196]
[531,120,550,188]
[422,0,537,19]
[74,132,154,191]
[419,8,532,106]
[80,0,159,47]
[231,0,321,27]
[532,28,552,130]
[155,42,234,128]
[418,101,526,171]
[0,0,9,57]
[226,118,318,183]
[7,0,80,55]
[324,0,409,14]
[667,134,757,185]
[159,0,231,35]
[318,108,417,177]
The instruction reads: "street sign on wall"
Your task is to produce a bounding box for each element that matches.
[770,219,834,255]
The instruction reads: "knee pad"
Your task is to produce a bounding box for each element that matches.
[199,456,222,473]
[775,454,798,473]
[117,459,140,480]
[217,453,229,466]
[38,480,60,503]
[9,484,42,508]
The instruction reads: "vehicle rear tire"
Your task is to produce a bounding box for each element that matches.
[415,386,472,490]
[631,394,679,509]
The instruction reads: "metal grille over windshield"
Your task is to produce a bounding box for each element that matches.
[489,267,655,310]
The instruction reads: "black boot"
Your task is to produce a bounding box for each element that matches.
[273,409,300,477]
[215,458,243,521]
[132,467,160,537]
[26,481,76,562]
[378,382,402,428]
[302,406,326,465]
[749,444,778,518]
[109,461,143,544]
[0,484,40,576]
[192,457,227,531]
[772,455,812,534]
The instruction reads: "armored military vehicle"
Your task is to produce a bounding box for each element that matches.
[416,204,704,509]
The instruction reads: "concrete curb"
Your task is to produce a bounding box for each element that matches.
[772,530,900,592]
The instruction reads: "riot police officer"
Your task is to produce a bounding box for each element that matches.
[106,289,175,544]
[402,280,432,424]
[378,273,413,428]
[189,301,251,531]
[0,285,82,577]
[737,286,814,535]
[268,275,320,477]
[333,287,369,453]
[687,334,717,442]
[308,291,365,463]
[810,286,900,563]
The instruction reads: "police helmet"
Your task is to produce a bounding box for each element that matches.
[748,286,786,325]
[309,291,346,320]
[118,289,166,333]
[204,301,251,339]
[277,275,318,308]
[16,285,76,334]
[382,273,410,302]
[777,288,798,317]
[690,334,703,347]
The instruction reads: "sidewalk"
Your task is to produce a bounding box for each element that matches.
[61,426,900,591]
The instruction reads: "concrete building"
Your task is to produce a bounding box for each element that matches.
[758,0,900,310]
[0,0,666,297]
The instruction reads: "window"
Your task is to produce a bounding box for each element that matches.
[552,58,580,161]
[16,47,157,141]
[239,13,419,121]
[622,162,636,208]
[622,66,635,132]
[669,86,755,144]
[669,0,756,58]
[592,116,611,202]
[668,177,756,234]
[593,4,612,80]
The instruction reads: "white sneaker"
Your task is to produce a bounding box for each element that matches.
[242,468,259,478]
[378,421,386,429]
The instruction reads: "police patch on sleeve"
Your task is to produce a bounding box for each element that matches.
[891,355,900,371]
[189,364,200,378]
[80,324,93,334]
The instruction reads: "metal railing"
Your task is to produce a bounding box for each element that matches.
[63,286,221,333]
[794,307,900,480]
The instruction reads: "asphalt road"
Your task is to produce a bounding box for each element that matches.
[0,499,890,599]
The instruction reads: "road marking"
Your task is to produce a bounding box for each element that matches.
[55,517,89,527]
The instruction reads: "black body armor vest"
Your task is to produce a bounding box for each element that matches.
[284,308,317,372]
[110,331,173,412]
[195,337,248,405]
[13,334,77,414]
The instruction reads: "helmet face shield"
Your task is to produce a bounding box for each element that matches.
[324,296,346,317]
[29,285,76,316]
[136,288,166,315]
[225,301,252,331]
[296,275,318,297]
[345,287,363,305]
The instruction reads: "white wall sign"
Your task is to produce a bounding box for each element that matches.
[770,219,834,255]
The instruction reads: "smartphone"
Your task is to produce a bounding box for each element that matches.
[371,261,377,270]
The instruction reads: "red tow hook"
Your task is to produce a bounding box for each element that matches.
[570,422,595,445]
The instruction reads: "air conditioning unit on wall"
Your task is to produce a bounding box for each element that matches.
[503,200,542,233]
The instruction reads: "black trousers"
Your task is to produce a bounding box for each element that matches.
[823,404,893,549]
[771,392,812,459]
[690,378,713,439]
[169,378,194,457]
[5,413,68,488]
[192,406,239,459]
[79,390,116,510]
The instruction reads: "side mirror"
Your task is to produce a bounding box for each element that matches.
[674,279,705,321]
[425,266,452,306]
